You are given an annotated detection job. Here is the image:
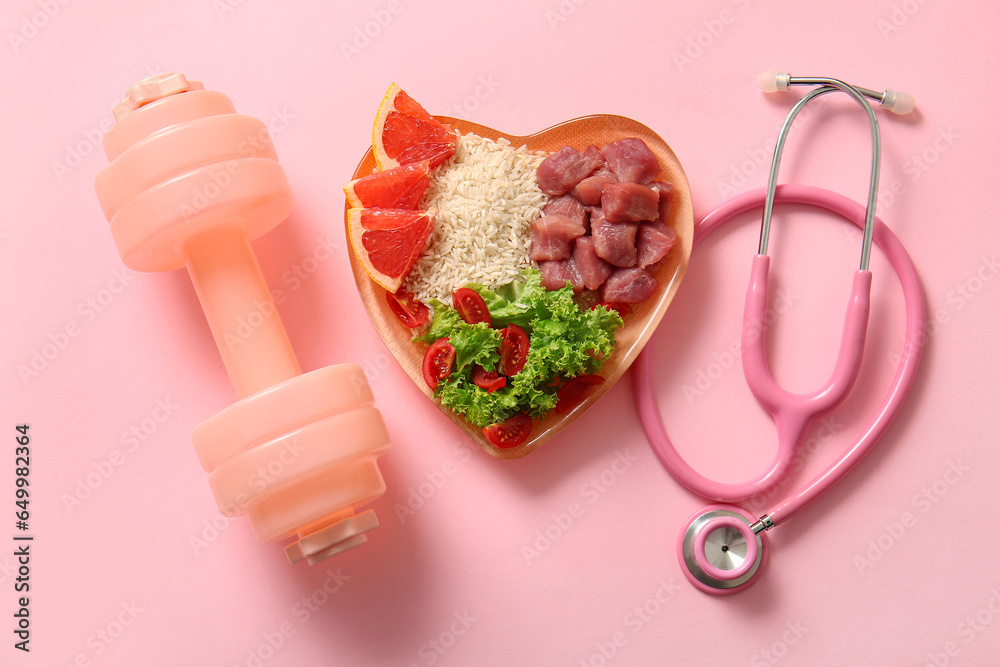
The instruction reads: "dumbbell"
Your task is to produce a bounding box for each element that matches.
[94,73,391,564]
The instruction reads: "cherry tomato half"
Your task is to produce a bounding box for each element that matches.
[499,324,529,376]
[422,338,455,391]
[555,374,605,415]
[453,287,491,326]
[472,365,506,393]
[386,288,430,328]
[483,414,532,449]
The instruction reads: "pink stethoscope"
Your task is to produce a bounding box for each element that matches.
[634,73,926,594]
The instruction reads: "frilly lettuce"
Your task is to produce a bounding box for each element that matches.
[415,269,623,428]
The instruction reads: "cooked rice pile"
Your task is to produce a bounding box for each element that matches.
[404,133,548,303]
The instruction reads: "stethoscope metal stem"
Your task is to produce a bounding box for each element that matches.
[789,78,891,108]
[749,514,774,535]
[759,77,881,271]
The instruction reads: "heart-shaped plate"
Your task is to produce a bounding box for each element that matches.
[346,114,693,459]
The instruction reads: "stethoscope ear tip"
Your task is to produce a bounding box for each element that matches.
[756,70,791,93]
[678,505,767,595]
[881,89,916,115]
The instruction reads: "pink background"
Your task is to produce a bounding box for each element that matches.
[3,1,999,665]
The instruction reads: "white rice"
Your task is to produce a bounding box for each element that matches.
[403,132,549,304]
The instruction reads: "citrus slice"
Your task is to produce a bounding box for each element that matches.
[344,160,431,209]
[373,83,457,171]
[347,207,435,292]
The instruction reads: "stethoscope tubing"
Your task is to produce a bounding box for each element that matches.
[634,184,926,529]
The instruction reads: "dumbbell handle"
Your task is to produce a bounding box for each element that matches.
[186,225,301,398]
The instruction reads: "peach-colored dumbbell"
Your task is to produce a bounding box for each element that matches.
[94,73,390,564]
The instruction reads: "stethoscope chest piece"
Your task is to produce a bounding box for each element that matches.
[678,505,767,595]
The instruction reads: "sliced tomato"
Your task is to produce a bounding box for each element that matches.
[472,365,506,393]
[422,338,455,390]
[499,324,529,376]
[386,288,429,328]
[483,414,532,449]
[453,287,491,326]
[555,374,606,415]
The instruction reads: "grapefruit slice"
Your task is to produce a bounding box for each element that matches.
[344,160,431,209]
[347,207,435,292]
[373,84,457,171]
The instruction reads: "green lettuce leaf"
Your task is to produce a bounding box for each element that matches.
[412,299,461,343]
[418,269,624,428]
[449,322,501,374]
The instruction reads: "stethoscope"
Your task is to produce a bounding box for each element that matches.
[633,72,926,594]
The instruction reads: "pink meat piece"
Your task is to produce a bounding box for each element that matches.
[536,146,603,195]
[602,138,660,184]
[539,257,584,294]
[650,181,674,222]
[602,183,660,223]
[572,236,613,290]
[636,220,678,269]
[600,267,658,303]
[585,205,605,235]
[583,144,604,170]
[572,167,618,206]
[542,194,588,228]
[591,208,637,267]
[529,214,586,262]
[593,165,616,179]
